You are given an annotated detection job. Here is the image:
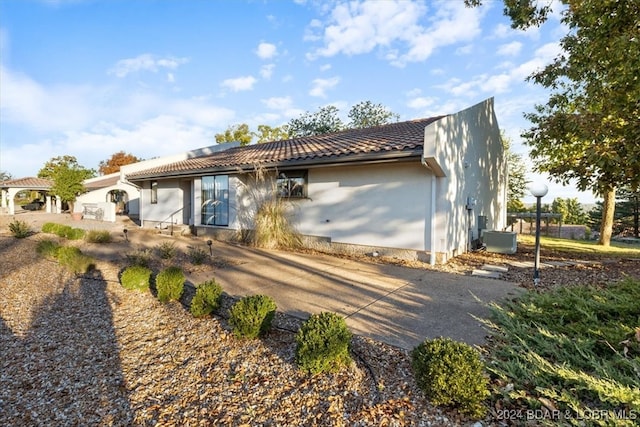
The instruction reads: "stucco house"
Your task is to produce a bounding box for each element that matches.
[125,98,507,264]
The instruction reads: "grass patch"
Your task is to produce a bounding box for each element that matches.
[485,279,640,425]
[518,234,640,258]
[85,230,112,243]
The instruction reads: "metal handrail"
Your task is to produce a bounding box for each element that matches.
[158,207,184,236]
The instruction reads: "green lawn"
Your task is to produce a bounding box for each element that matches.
[518,234,640,258]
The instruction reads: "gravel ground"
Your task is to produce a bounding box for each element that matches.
[0,215,470,427]
[2,213,639,426]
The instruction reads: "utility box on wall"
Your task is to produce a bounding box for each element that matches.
[483,231,517,254]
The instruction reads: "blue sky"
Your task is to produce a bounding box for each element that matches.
[0,0,596,204]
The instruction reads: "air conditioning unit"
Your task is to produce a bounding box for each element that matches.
[483,231,517,254]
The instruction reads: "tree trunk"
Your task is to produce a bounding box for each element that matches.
[598,188,616,246]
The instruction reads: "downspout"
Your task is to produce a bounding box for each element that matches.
[421,157,437,266]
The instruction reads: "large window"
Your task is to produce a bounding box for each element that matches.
[201,175,229,226]
[277,170,307,198]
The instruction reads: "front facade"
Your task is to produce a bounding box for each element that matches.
[127,98,506,263]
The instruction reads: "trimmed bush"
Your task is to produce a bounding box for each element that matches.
[229,294,277,339]
[156,241,177,259]
[120,265,152,291]
[190,279,223,317]
[55,246,95,274]
[9,220,31,238]
[156,266,185,303]
[36,239,61,258]
[126,249,153,267]
[188,247,208,265]
[85,230,112,243]
[295,312,352,375]
[411,337,489,419]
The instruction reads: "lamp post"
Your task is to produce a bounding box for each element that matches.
[529,182,548,287]
[207,240,213,256]
[123,228,128,242]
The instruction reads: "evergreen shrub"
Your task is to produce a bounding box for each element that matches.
[295,312,352,374]
[55,246,95,274]
[190,279,223,317]
[411,337,489,418]
[229,294,277,339]
[85,230,112,243]
[120,265,152,291]
[9,220,31,238]
[156,266,185,302]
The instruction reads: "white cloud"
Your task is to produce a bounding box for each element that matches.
[260,64,275,79]
[497,41,522,56]
[0,64,97,132]
[309,77,340,98]
[108,54,189,78]
[407,96,436,109]
[220,76,257,92]
[262,96,293,110]
[306,0,484,67]
[256,42,277,59]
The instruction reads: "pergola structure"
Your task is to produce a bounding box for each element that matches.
[0,177,62,215]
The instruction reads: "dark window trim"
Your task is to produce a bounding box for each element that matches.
[277,170,308,199]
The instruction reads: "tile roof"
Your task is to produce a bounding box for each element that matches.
[126,116,443,180]
[84,174,120,189]
[0,177,53,189]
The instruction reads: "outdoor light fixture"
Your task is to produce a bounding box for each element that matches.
[123,228,128,242]
[530,182,549,286]
[207,239,213,256]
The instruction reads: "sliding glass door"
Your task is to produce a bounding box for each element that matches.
[201,175,229,226]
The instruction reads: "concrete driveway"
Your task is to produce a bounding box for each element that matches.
[193,243,523,350]
[2,211,524,350]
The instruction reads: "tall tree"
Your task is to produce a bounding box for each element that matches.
[347,101,399,128]
[467,0,640,246]
[287,105,344,137]
[255,124,290,143]
[215,123,253,146]
[98,151,141,175]
[0,171,12,182]
[38,156,95,213]
[501,131,528,212]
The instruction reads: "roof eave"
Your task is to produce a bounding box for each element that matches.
[126,149,423,181]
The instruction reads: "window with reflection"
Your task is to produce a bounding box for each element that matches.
[277,170,307,198]
[201,175,229,226]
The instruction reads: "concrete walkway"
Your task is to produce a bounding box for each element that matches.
[2,211,524,350]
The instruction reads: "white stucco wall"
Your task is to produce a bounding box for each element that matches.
[292,163,432,250]
[140,179,186,224]
[424,97,506,258]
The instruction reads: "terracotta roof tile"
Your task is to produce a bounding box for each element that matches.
[127,116,443,180]
[0,177,53,188]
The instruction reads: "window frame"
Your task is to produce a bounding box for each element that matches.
[201,175,229,227]
[150,180,158,204]
[276,170,308,199]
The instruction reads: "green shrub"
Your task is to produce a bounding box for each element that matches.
[229,294,277,339]
[190,279,223,317]
[65,227,86,240]
[156,241,177,259]
[188,247,208,265]
[126,249,153,267]
[9,220,32,238]
[156,266,185,302]
[55,246,95,274]
[295,312,353,375]
[36,239,61,258]
[41,222,59,234]
[120,265,152,291]
[52,224,73,238]
[411,337,489,419]
[85,230,112,243]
